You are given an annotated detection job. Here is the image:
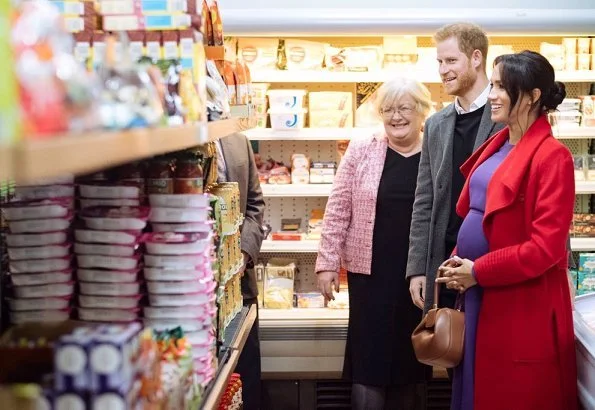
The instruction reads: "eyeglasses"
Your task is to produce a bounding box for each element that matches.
[380,106,416,118]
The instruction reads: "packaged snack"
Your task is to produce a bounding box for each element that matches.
[149,207,209,223]
[284,39,327,71]
[149,193,209,209]
[74,242,137,257]
[268,108,307,130]
[144,253,210,268]
[13,282,74,298]
[79,281,141,296]
[80,206,150,231]
[143,305,214,319]
[79,184,141,199]
[10,256,72,273]
[11,308,71,324]
[237,38,279,71]
[6,231,68,247]
[14,185,75,200]
[296,292,325,308]
[77,268,140,283]
[8,296,71,311]
[151,221,214,233]
[2,198,73,221]
[75,229,141,245]
[144,232,212,254]
[143,318,206,332]
[309,110,353,128]
[80,198,141,208]
[11,270,73,286]
[144,266,209,281]
[78,294,142,309]
[309,91,353,112]
[8,214,73,233]
[77,254,140,270]
[146,278,216,295]
[148,292,215,307]
[78,307,139,322]
[8,243,72,260]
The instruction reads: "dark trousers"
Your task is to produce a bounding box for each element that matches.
[235,298,261,410]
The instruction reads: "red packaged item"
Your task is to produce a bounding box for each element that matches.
[75,229,141,245]
[174,156,204,194]
[10,269,73,286]
[8,213,74,233]
[147,157,174,194]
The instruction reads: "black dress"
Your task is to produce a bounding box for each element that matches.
[343,147,431,387]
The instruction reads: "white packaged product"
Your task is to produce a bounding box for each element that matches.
[144,232,212,255]
[146,278,216,295]
[267,89,306,110]
[74,243,137,257]
[79,281,141,296]
[79,198,140,208]
[148,292,215,307]
[77,268,139,283]
[149,194,209,208]
[14,185,75,200]
[78,307,139,322]
[151,221,213,233]
[144,266,208,281]
[268,109,307,130]
[13,282,74,298]
[144,253,209,268]
[8,215,73,233]
[2,198,72,221]
[11,270,73,286]
[80,206,149,231]
[149,207,209,223]
[8,296,71,311]
[10,309,71,324]
[77,254,140,270]
[6,231,68,247]
[185,330,213,346]
[78,294,141,309]
[18,174,75,187]
[10,256,72,273]
[75,229,140,245]
[143,305,214,319]
[8,243,72,260]
[79,184,141,199]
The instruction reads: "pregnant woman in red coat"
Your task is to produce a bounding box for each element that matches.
[437,50,578,410]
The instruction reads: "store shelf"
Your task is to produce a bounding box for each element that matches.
[11,116,252,184]
[261,183,333,197]
[261,239,320,253]
[576,181,595,194]
[571,238,595,252]
[244,127,375,141]
[201,305,256,410]
[259,308,348,328]
[250,69,595,84]
[554,127,595,139]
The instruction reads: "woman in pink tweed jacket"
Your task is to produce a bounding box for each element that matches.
[315,78,433,410]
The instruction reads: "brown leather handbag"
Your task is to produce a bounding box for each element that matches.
[411,273,465,369]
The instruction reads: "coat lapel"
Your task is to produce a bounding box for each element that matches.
[437,105,457,192]
[457,115,554,221]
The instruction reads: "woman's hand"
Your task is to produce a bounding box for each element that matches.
[436,256,477,293]
[318,271,340,301]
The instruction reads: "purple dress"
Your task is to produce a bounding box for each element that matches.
[450,141,514,410]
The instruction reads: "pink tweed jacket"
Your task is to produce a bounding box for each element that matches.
[315,132,389,275]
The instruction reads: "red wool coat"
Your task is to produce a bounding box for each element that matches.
[456,115,578,410]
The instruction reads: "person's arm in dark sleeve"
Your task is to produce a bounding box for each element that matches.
[240,137,265,267]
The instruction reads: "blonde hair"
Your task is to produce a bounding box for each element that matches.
[375,77,433,119]
[434,22,489,69]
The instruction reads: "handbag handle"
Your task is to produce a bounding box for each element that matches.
[433,269,464,311]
